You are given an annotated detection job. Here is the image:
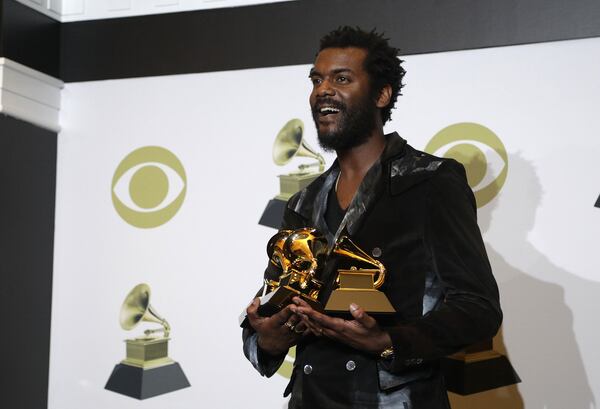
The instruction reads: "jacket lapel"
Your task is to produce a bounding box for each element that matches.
[334,133,407,241]
[290,133,409,245]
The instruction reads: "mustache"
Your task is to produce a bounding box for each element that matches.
[312,98,346,114]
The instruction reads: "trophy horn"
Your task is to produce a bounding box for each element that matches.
[273,119,325,172]
[119,283,171,338]
[333,236,386,289]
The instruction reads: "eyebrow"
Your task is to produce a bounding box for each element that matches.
[309,68,354,77]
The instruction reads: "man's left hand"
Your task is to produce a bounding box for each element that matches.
[291,297,392,355]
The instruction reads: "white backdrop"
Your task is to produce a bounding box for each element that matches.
[51,37,600,409]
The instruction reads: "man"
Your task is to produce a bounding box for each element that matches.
[244,26,502,409]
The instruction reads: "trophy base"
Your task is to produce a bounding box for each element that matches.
[325,289,396,315]
[259,198,287,229]
[239,286,322,327]
[441,350,521,395]
[105,361,190,400]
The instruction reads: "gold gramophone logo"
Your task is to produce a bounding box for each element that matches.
[424,122,508,208]
[112,146,186,228]
[105,283,190,400]
[259,119,327,228]
[273,119,326,201]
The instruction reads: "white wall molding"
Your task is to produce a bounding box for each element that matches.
[15,0,295,22]
[0,58,64,132]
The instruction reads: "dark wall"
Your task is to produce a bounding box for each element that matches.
[0,114,57,409]
[0,0,60,77]
[60,0,600,82]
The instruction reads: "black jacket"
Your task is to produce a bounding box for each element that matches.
[244,133,502,409]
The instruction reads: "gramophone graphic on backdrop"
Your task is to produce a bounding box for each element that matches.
[105,283,190,400]
[258,119,325,228]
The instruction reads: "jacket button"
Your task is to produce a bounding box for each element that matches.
[372,247,382,258]
[345,360,356,371]
[303,364,313,375]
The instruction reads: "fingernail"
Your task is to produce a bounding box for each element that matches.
[290,306,297,313]
[349,303,358,312]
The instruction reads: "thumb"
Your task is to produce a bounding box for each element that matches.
[246,298,261,318]
[350,303,376,328]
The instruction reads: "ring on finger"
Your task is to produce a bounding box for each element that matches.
[284,321,295,332]
[293,323,306,334]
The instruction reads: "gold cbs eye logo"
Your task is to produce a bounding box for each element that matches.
[424,123,508,208]
[112,146,187,228]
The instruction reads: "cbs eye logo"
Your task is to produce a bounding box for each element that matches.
[112,146,187,228]
[425,123,507,208]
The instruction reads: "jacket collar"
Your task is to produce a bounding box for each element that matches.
[291,132,407,246]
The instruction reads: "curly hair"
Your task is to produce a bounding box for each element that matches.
[319,26,406,124]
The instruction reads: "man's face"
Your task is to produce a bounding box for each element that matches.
[309,47,378,152]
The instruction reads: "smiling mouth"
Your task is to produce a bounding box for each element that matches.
[318,106,341,116]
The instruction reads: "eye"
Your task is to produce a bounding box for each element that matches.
[424,123,508,208]
[111,146,187,228]
[336,76,349,83]
[310,77,322,85]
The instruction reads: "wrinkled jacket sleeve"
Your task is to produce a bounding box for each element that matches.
[385,161,502,373]
[242,199,306,377]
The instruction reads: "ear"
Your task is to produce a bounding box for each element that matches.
[375,84,392,109]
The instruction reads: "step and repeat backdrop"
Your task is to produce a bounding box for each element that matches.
[50,37,600,408]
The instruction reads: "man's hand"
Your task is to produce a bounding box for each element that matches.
[291,297,392,355]
[246,298,306,356]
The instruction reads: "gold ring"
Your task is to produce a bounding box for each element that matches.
[284,321,295,332]
[293,325,305,334]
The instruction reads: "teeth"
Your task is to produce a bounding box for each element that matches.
[320,107,340,114]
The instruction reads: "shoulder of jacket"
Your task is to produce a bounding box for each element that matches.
[388,146,465,195]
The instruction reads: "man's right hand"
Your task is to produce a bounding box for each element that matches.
[246,298,304,356]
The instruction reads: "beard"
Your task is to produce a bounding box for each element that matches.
[312,94,378,152]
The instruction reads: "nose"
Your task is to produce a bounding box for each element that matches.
[315,79,335,97]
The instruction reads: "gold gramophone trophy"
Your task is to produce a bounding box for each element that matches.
[240,228,328,327]
[259,119,326,228]
[240,230,397,326]
[325,236,395,316]
[105,283,190,400]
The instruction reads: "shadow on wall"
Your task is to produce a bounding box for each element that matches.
[449,154,595,409]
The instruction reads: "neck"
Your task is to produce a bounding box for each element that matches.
[336,127,386,179]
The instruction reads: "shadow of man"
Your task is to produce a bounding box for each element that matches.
[448,154,595,409]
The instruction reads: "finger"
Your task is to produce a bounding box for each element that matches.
[349,303,377,330]
[297,313,323,336]
[246,298,261,320]
[291,299,324,319]
[293,321,308,334]
[292,296,314,310]
[270,304,295,324]
[299,307,346,332]
[310,326,324,337]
